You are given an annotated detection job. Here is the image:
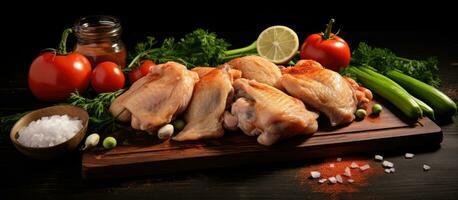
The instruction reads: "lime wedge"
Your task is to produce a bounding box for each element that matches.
[256,25,299,64]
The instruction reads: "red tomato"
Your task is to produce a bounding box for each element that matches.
[128,60,155,84]
[91,61,125,93]
[28,52,92,101]
[300,19,351,72]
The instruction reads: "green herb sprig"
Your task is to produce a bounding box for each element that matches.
[350,42,440,87]
[124,29,258,71]
[68,89,125,132]
[0,112,28,133]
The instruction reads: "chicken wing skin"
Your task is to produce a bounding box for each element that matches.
[191,64,242,79]
[109,74,152,122]
[191,67,215,78]
[228,55,282,88]
[280,60,357,126]
[173,66,239,141]
[343,76,373,109]
[110,62,199,134]
[226,78,318,146]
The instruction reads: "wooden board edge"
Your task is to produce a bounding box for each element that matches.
[82,124,442,180]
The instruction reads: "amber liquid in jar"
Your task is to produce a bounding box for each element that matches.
[73,15,127,67]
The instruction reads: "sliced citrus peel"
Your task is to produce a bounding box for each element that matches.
[256,25,299,64]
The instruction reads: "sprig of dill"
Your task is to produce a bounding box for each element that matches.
[0,112,29,133]
[68,89,125,132]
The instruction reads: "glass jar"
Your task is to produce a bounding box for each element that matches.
[73,15,127,67]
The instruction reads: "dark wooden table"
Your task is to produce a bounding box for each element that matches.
[1,31,457,200]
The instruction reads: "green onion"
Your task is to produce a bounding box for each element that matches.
[359,66,435,119]
[347,67,422,121]
[386,70,456,118]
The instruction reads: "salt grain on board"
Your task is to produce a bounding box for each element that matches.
[17,115,83,148]
[405,153,415,159]
[360,164,370,171]
[374,155,383,161]
[347,179,355,183]
[390,168,395,173]
[337,157,342,162]
[384,169,391,174]
[328,177,337,184]
[310,171,321,179]
[343,167,352,177]
[423,164,431,171]
[336,175,343,183]
[350,162,359,169]
[318,179,327,184]
[382,160,394,168]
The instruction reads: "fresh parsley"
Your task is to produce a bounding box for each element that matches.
[125,29,257,71]
[351,42,440,87]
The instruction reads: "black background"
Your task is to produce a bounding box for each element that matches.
[0,0,456,107]
[1,2,458,200]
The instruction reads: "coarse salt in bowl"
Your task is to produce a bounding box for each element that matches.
[10,105,89,159]
[17,115,83,148]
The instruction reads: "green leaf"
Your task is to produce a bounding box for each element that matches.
[350,42,440,87]
[127,29,231,69]
[68,89,125,132]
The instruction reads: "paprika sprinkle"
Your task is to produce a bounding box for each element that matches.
[297,157,383,197]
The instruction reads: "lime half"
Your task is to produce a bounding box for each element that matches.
[256,25,299,64]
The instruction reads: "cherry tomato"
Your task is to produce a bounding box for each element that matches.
[91,61,125,93]
[128,60,155,84]
[300,19,351,72]
[28,52,92,101]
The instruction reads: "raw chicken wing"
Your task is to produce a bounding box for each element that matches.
[228,55,282,88]
[173,66,239,141]
[280,60,358,126]
[225,78,318,146]
[110,62,199,134]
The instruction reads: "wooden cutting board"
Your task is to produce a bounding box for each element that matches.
[82,101,442,179]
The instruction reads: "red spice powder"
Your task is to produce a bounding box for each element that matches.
[297,157,383,196]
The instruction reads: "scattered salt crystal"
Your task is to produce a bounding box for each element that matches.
[328,177,337,184]
[423,164,431,171]
[310,171,321,179]
[336,157,342,162]
[350,162,359,169]
[382,161,394,168]
[390,168,395,173]
[347,179,355,183]
[360,164,370,171]
[384,169,391,174]
[405,153,415,159]
[329,163,335,168]
[335,175,343,183]
[374,155,383,161]
[17,115,82,148]
[318,178,327,184]
[343,167,352,177]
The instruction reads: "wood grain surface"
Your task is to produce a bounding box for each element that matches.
[82,100,442,179]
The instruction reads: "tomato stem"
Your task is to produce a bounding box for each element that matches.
[323,18,335,40]
[57,28,73,55]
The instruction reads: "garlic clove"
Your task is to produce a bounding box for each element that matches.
[158,124,174,140]
[81,133,100,151]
